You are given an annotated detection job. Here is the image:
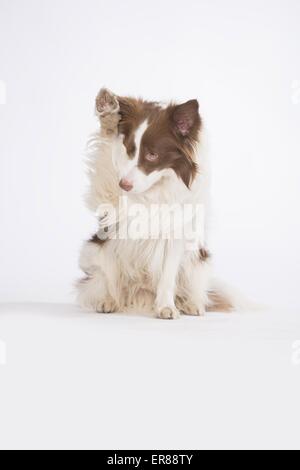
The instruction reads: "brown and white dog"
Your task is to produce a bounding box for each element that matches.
[77,88,237,319]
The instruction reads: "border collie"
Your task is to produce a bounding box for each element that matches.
[77,88,236,319]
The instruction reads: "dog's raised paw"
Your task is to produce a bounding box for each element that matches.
[157,306,180,320]
[96,88,119,116]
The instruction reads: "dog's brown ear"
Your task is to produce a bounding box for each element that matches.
[171,99,201,137]
[117,96,140,121]
[173,157,198,189]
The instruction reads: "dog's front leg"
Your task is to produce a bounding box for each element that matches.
[95,88,121,138]
[155,241,184,320]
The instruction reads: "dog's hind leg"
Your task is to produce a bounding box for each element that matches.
[176,250,211,316]
[77,274,117,313]
[77,239,119,313]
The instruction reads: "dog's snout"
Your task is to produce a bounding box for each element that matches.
[119,178,133,192]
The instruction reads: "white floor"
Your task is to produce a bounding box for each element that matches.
[1,302,300,450]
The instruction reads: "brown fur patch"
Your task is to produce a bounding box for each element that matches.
[137,101,201,188]
[117,97,160,158]
[199,248,211,262]
[89,233,108,246]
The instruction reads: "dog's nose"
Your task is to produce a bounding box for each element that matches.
[119,178,133,192]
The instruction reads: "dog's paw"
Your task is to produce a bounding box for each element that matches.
[96,298,117,314]
[181,304,205,317]
[176,298,205,317]
[96,88,119,116]
[157,306,181,320]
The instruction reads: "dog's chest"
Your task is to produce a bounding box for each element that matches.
[111,238,168,282]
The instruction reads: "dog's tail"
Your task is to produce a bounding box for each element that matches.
[207,278,257,313]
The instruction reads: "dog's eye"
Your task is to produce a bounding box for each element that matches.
[145,153,159,162]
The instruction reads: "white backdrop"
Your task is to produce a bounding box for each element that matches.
[1,0,300,450]
[0,0,300,307]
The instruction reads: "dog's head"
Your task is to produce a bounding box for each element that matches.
[115,96,201,194]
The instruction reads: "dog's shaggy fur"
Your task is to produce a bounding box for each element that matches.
[77,88,236,319]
